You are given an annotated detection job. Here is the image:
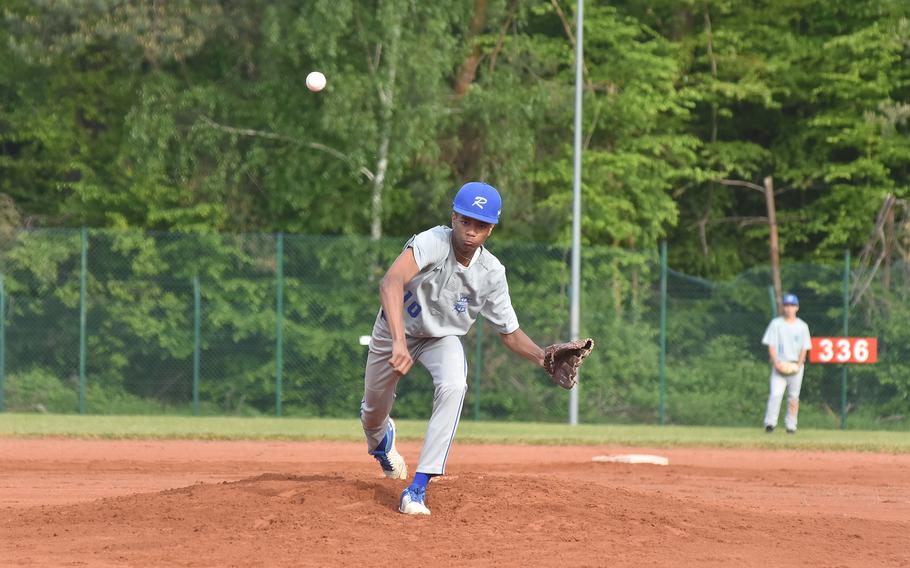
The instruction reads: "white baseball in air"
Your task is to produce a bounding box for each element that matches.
[306,71,326,92]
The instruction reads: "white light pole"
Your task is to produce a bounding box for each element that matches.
[569,0,584,425]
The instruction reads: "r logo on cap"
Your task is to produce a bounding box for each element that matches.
[453,182,502,224]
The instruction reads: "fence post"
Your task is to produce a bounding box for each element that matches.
[658,241,667,426]
[79,227,88,415]
[474,317,483,421]
[841,249,850,430]
[275,233,285,417]
[193,275,201,416]
[0,274,6,412]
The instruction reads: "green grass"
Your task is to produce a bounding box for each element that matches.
[1,413,909,453]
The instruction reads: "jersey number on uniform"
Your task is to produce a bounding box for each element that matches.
[381,291,422,320]
[403,290,422,318]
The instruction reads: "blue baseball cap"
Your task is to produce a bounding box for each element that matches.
[452,182,502,224]
[782,293,799,306]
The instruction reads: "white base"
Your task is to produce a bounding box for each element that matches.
[591,454,669,466]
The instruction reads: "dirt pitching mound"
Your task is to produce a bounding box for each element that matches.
[2,439,909,567]
[4,469,906,567]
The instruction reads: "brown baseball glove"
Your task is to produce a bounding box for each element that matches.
[776,361,800,376]
[544,338,595,390]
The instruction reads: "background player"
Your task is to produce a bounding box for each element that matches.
[762,293,812,434]
[360,181,553,516]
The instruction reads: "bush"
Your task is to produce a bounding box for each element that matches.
[5,368,78,413]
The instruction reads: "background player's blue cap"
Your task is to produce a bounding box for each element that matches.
[452,182,502,224]
[782,293,799,305]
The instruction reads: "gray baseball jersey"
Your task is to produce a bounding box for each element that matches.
[361,226,519,475]
[383,225,519,337]
[762,317,811,362]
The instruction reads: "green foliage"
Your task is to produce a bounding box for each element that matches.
[3,0,908,274]
[3,228,907,426]
[2,2,910,427]
[667,335,769,425]
[4,368,77,413]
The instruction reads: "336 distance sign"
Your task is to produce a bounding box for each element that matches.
[810,337,878,364]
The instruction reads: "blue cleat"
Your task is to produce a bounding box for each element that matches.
[369,418,407,480]
[399,485,431,516]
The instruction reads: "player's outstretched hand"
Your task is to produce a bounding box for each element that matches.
[544,338,594,390]
[389,339,414,376]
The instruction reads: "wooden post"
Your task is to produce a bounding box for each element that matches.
[764,176,782,315]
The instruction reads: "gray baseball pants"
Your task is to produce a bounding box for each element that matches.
[360,319,468,475]
[764,366,805,431]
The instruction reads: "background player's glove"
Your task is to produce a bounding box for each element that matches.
[775,361,799,375]
[543,338,594,390]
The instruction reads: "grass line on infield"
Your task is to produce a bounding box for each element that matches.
[1,413,909,453]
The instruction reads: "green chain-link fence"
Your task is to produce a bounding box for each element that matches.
[1,228,908,429]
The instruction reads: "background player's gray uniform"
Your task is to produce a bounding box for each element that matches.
[361,226,519,474]
[762,316,812,430]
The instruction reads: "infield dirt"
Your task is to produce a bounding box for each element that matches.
[1,438,908,567]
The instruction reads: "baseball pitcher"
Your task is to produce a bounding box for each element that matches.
[360,181,594,515]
